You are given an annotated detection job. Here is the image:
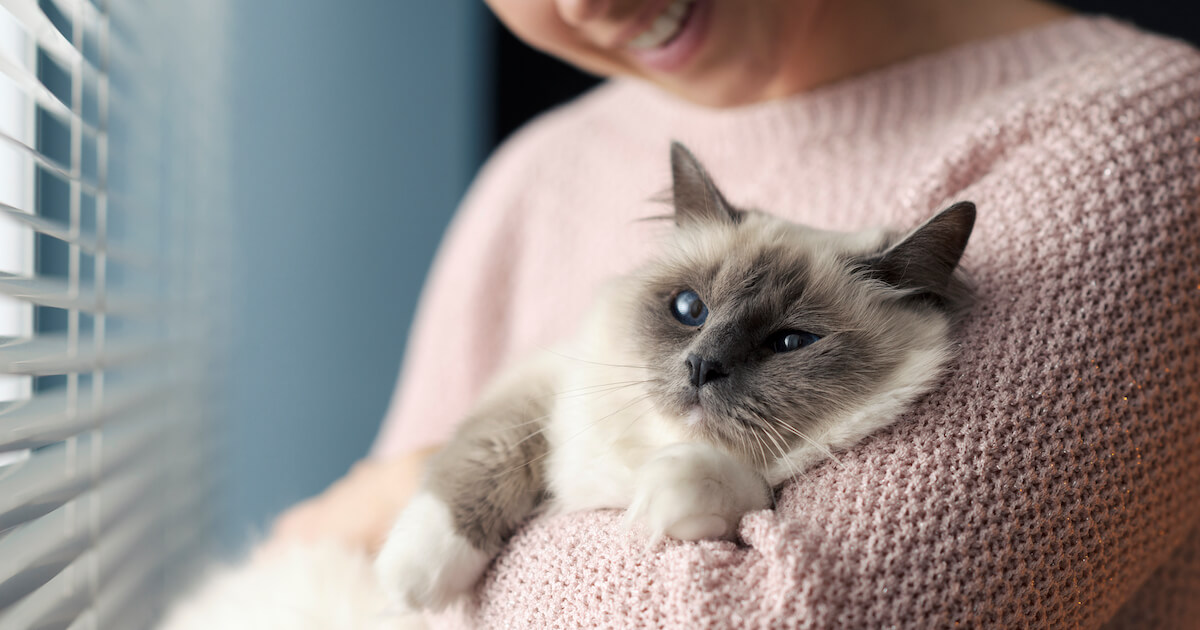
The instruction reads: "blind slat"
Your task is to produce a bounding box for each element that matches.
[0,50,102,140]
[93,506,185,630]
[0,383,165,451]
[0,498,89,609]
[0,273,157,317]
[0,0,225,625]
[0,464,182,630]
[0,334,158,376]
[0,205,157,268]
[0,459,168,614]
[0,47,93,135]
[0,414,162,532]
[0,440,88,533]
[0,131,103,196]
[0,0,82,68]
[41,0,103,34]
[0,205,101,251]
[0,549,89,630]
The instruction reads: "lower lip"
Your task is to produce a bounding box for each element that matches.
[628,0,712,73]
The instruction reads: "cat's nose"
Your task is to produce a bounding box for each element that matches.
[686,354,728,388]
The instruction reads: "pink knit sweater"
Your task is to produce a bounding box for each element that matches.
[375,16,1200,628]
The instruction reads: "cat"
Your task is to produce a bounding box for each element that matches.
[374,141,976,613]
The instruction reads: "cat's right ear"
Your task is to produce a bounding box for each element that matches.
[670,142,741,227]
[860,201,976,304]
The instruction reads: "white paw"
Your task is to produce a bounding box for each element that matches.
[374,492,491,612]
[626,443,772,542]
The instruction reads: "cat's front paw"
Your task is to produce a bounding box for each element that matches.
[374,492,491,612]
[626,443,772,542]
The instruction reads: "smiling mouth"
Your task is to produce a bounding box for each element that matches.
[626,0,698,50]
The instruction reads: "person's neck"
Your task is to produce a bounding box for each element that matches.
[759,0,1074,102]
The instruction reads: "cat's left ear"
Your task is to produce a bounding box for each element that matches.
[670,141,741,226]
[863,201,976,298]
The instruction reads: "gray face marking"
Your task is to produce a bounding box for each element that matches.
[634,231,905,463]
[632,143,975,465]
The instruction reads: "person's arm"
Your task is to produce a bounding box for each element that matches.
[451,42,1200,628]
[264,445,438,554]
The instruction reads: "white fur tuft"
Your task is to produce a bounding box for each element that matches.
[374,492,491,613]
[158,542,425,630]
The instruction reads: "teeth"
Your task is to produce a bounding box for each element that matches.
[627,0,696,50]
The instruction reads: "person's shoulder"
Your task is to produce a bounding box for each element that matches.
[484,80,646,168]
[967,17,1200,194]
[1010,18,1200,126]
[461,80,654,214]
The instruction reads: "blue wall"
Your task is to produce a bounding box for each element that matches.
[221,1,486,551]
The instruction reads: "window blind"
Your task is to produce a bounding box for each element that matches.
[0,1,228,628]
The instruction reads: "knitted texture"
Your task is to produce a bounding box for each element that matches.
[374,16,1200,628]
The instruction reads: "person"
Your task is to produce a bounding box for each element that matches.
[270,0,1200,626]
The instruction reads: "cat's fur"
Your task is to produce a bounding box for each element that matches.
[375,143,976,612]
[159,543,422,630]
[158,143,974,629]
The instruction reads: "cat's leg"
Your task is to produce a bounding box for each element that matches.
[374,375,551,612]
[627,442,772,542]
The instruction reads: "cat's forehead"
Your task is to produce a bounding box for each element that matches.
[657,213,891,296]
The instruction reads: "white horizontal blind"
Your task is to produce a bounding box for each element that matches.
[0,1,229,628]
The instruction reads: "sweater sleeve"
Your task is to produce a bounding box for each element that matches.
[443,40,1200,629]
[370,130,536,458]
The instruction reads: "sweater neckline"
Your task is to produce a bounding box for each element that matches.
[609,15,1137,144]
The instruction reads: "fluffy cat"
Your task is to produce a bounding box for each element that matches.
[375,142,975,613]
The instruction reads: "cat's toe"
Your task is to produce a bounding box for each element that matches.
[628,477,736,541]
[628,443,772,542]
[374,492,491,612]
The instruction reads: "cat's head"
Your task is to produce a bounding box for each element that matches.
[633,142,975,467]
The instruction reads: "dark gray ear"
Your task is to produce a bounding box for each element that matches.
[670,141,740,226]
[864,201,976,301]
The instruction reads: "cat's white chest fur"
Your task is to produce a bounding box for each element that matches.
[543,359,773,541]
[538,282,695,515]
[536,289,772,532]
[543,365,686,514]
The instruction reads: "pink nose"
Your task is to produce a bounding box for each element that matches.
[555,0,611,26]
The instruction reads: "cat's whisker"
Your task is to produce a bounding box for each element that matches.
[773,450,804,485]
[754,434,772,472]
[498,393,656,477]
[761,429,808,488]
[505,387,646,448]
[739,409,808,483]
[758,423,796,482]
[500,412,559,448]
[735,432,782,510]
[774,421,844,468]
[610,406,655,448]
[759,422,790,461]
[487,381,654,448]
[742,424,769,473]
[545,380,650,401]
[538,347,654,371]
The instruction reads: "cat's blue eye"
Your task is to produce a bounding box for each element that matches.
[671,290,708,327]
[769,330,821,353]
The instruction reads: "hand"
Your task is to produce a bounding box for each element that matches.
[264,446,440,555]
